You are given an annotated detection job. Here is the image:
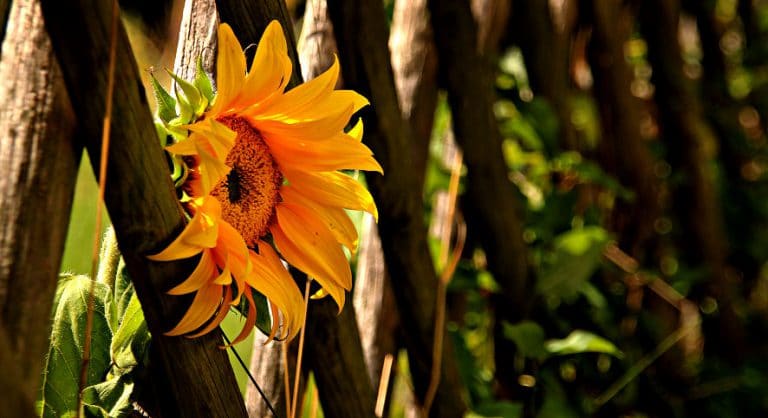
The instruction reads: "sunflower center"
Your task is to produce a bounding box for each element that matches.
[210,116,282,246]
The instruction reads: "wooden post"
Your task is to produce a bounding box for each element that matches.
[38,0,247,415]
[0,1,78,414]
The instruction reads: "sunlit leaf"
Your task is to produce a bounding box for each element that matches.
[81,376,134,418]
[110,293,150,373]
[39,275,113,418]
[545,330,623,358]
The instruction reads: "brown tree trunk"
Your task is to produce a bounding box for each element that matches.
[0,1,78,414]
[296,3,382,416]
[427,0,534,399]
[38,0,248,415]
[587,0,660,259]
[327,1,469,416]
[245,332,291,417]
[511,0,579,149]
[353,0,439,409]
[390,0,439,187]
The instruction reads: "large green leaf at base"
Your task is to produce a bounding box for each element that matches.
[39,275,113,418]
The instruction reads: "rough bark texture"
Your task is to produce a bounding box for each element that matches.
[649,0,745,362]
[298,0,340,85]
[587,0,660,258]
[0,1,78,414]
[354,215,400,388]
[427,0,534,398]
[390,0,439,187]
[327,1,469,417]
[305,298,377,418]
[38,0,247,416]
[245,332,290,418]
[173,0,218,82]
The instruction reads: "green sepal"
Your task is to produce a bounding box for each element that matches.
[171,155,188,187]
[173,89,194,126]
[195,55,215,104]
[167,70,208,120]
[150,73,177,123]
[154,121,172,147]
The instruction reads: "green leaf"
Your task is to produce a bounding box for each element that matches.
[502,320,548,361]
[149,73,177,123]
[536,226,610,302]
[40,275,114,418]
[195,55,214,104]
[545,330,623,358]
[81,375,134,418]
[110,293,150,373]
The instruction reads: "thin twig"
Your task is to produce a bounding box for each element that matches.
[375,353,395,417]
[593,321,701,407]
[423,150,464,416]
[282,341,292,418]
[223,332,279,417]
[78,0,119,414]
[290,279,312,418]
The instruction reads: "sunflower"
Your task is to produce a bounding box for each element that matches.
[148,21,381,343]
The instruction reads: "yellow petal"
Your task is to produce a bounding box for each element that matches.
[165,284,223,336]
[283,169,378,220]
[234,20,292,110]
[148,199,220,261]
[228,288,258,345]
[246,243,306,340]
[187,287,233,338]
[197,147,231,196]
[250,103,355,141]
[168,249,217,295]
[210,23,246,115]
[165,138,198,156]
[257,56,340,117]
[212,263,233,285]
[266,303,281,342]
[281,187,358,252]
[348,118,364,141]
[266,130,383,174]
[186,119,237,160]
[271,222,347,313]
[213,220,251,303]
